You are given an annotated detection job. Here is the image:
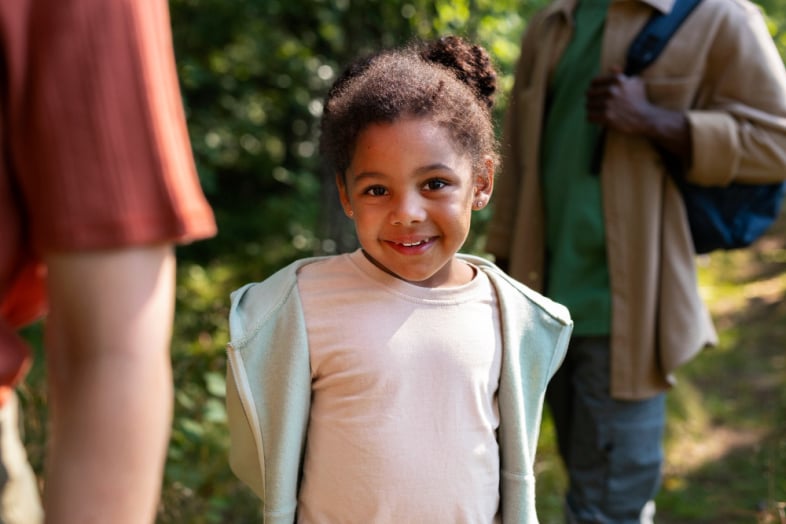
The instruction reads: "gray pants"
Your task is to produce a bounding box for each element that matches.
[547,336,664,524]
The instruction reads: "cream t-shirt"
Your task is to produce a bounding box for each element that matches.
[296,249,502,523]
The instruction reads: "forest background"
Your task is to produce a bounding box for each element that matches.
[17,1,786,522]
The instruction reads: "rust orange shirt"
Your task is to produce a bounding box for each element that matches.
[0,0,217,401]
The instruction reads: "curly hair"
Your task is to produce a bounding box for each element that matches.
[320,36,499,180]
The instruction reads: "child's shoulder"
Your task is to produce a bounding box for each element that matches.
[459,253,572,327]
[228,255,331,344]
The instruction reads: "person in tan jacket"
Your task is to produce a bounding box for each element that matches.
[486,0,786,521]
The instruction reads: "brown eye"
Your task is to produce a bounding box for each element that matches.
[423,179,448,191]
[364,185,388,196]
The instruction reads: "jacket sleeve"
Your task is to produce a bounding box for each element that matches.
[481,263,572,524]
[685,1,786,186]
[226,271,312,523]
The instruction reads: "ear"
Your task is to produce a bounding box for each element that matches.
[335,173,354,218]
[472,156,495,211]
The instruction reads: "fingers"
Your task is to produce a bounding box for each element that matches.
[586,73,623,124]
[585,71,649,130]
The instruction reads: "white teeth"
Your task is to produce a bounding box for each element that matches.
[402,240,424,247]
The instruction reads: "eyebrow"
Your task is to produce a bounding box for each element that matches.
[352,163,455,182]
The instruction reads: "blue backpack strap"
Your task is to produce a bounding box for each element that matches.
[590,0,702,174]
[625,0,703,76]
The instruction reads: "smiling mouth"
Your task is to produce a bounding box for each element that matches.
[389,237,434,249]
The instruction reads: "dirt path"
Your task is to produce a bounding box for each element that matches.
[656,212,786,523]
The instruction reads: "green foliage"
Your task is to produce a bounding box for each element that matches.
[15,1,786,523]
[170,0,551,264]
[163,2,551,521]
[758,0,786,59]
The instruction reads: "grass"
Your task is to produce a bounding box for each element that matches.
[655,233,786,524]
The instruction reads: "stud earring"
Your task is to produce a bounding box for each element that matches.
[347,210,354,217]
[476,201,484,208]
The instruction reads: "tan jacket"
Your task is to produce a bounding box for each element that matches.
[487,0,786,399]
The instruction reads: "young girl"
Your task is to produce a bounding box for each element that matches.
[226,36,573,523]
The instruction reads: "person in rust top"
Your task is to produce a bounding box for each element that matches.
[0,1,216,522]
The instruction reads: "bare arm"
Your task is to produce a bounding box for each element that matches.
[586,67,692,167]
[42,245,176,524]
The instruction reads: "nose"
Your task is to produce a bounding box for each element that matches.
[390,192,426,226]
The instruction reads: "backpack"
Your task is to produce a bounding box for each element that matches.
[606,0,786,254]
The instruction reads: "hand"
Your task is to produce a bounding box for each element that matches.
[586,66,654,135]
[586,66,692,163]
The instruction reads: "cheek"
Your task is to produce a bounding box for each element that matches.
[459,195,476,215]
[444,202,474,233]
[351,212,376,235]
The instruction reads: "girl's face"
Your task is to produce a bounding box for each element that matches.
[337,117,493,288]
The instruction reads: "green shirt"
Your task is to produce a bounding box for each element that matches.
[541,0,611,335]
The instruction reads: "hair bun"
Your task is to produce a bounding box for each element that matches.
[420,35,497,110]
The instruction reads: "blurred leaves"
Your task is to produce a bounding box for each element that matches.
[16,1,786,523]
[161,2,550,519]
[165,0,786,521]
[170,0,546,265]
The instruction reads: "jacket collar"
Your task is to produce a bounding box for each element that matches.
[638,0,677,14]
